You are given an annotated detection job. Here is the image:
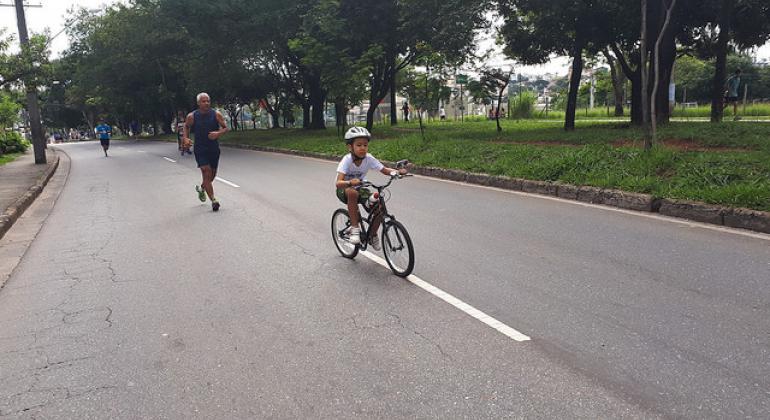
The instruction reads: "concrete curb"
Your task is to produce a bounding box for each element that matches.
[217,143,769,235]
[0,151,60,240]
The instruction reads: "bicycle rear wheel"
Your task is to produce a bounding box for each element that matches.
[382,220,414,277]
[331,208,359,259]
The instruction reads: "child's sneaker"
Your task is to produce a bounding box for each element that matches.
[369,234,381,251]
[349,227,361,245]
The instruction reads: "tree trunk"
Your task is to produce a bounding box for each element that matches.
[651,0,678,140]
[652,5,677,126]
[641,0,652,149]
[335,100,346,127]
[710,0,731,123]
[269,110,280,128]
[390,64,398,125]
[302,103,311,129]
[603,49,625,116]
[309,75,326,129]
[565,38,585,131]
[496,83,507,133]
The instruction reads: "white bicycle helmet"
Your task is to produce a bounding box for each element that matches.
[344,126,371,144]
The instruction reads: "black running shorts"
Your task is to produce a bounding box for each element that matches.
[194,148,220,169]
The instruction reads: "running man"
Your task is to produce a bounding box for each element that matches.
[95,119,112,157]
[182,93,229,212]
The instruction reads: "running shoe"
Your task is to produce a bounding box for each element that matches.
[349,227,361,245]
[212,200,220,212]
[195,185,206,202]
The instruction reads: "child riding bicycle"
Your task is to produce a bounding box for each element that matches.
[335,126,408,249]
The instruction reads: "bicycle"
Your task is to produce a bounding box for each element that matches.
[331,161,415,277]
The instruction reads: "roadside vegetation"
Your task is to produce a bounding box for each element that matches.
[147,120,770,212]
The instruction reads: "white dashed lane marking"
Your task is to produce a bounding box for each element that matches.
[215,177,240,188]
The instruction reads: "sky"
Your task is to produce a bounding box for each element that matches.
[1,0,769,80]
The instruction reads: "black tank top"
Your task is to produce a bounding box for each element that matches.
[192,110,220,151]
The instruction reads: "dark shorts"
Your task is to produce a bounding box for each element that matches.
[724,96,738,103]
[100,139,110,148]
[195,148,220,169]
[336,187,371,205]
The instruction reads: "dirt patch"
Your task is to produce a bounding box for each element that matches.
[490,140,583,147]
[612,138,752,152]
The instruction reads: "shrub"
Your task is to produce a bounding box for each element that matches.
[0,131,30,155]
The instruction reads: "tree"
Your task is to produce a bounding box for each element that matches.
[337,0,488,130]
[499,0,618,130]
[480,68,512,132]
[703,0,770,121]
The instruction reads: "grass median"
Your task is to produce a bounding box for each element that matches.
[154,119,770,212]
[0,153,21,166]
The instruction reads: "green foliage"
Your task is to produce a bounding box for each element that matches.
[207,120,770,211]
[0,93,20,129]
[510,90,536,118]
[0,131,29,155]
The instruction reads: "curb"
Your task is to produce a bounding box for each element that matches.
[0,151,60,240]
[218,143,770,235]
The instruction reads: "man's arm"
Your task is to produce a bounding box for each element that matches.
[182,113,194,145]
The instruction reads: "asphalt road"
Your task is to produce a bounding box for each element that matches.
[1,140,768,419]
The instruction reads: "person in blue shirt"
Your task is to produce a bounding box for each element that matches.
[723,69,742,120]
[182,93,229,212]
[95,120,112,157]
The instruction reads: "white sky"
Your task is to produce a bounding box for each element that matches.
[1,0,769,80]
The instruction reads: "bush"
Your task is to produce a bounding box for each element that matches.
[511,91,537,119]
[0,131,30,155]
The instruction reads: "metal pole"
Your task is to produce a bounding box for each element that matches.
[13,0,46,164]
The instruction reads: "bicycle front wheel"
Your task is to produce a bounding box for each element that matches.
[382,220,414,277]
[331,208,359,259]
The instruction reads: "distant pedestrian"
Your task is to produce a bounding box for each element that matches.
[182,92,229,212]
[723,69,742,120]
[176,111,191,156]
[95,119,112,157]
[130,120,140,139]
[402,101,410,122]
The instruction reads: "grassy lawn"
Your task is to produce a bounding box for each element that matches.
[0,153,21,166]
[153,119,770,212]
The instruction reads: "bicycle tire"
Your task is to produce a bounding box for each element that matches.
[382,220,414,277]
[331,208,359,259]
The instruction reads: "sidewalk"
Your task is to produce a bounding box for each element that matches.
[0,149,59,240]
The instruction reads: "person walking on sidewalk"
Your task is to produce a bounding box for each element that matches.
[723,69,742,120]
[182,92,229,212]
[95,119,112,157]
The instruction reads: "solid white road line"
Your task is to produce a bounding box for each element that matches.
[421,176,770,242]
[360,251,531,342]
[215,177,240,188]
[163,157,176,163]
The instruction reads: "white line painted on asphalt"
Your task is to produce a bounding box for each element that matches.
[421,176,770,242]
[163,157,176,163]
[138,150,146,153]
[215,177,240,188]
[360,251,531,342]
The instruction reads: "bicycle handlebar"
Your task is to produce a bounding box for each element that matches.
[360,172,413,190]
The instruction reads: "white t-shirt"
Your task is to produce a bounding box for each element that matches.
[336,153,384,181]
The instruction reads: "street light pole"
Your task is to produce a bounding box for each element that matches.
[11,0,46,163]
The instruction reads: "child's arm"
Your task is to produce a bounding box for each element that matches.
[379,166,408,177]
[336,173,362,189]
